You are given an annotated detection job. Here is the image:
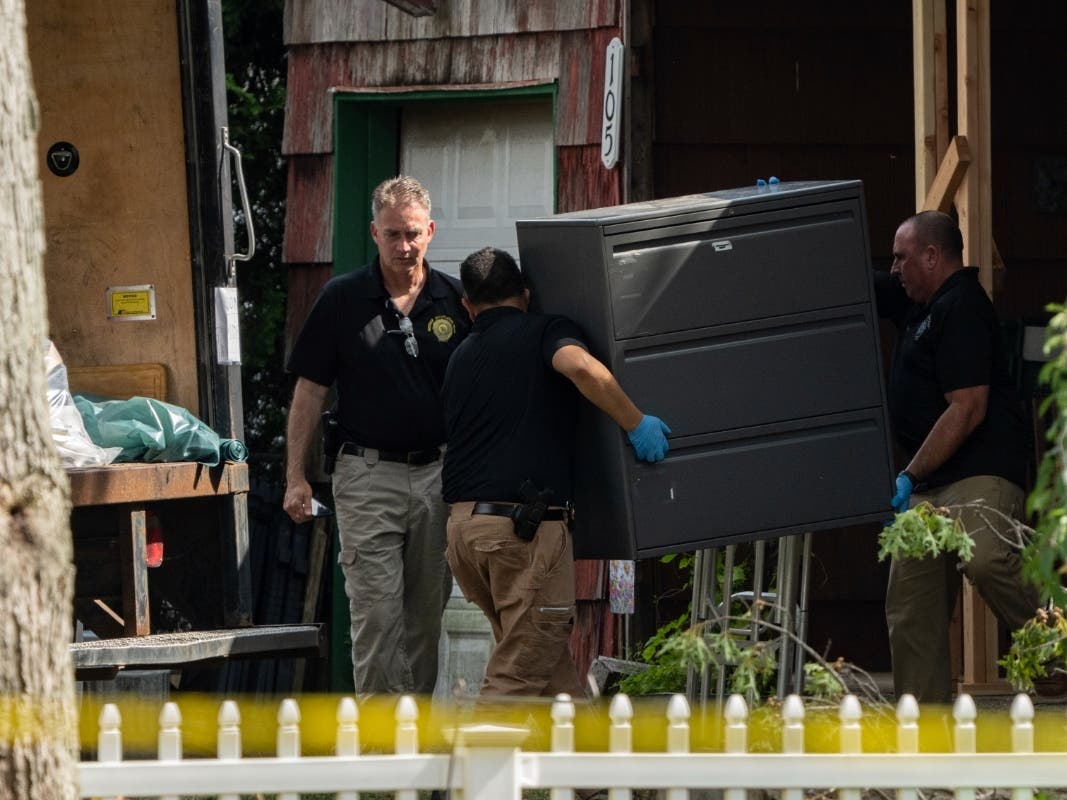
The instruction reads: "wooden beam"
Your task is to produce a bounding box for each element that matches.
[933,2,949,165]
[913,0,950,209]
[913,0,937,208]
[922,135,971,213]
[67,462,249,507]
[955,0,993,293]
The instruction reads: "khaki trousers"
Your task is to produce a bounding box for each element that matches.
[885,474,1039,704]
[333,450,451,695]
[446,502,585,698]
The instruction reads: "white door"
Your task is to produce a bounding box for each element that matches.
[401,98,555,277]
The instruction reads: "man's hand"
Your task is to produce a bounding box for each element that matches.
[284,478,314,523]
[627,415,672,463]
[890,471,914,513]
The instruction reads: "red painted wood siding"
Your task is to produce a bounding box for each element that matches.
[284,28,619,155]
[284,154,333,264]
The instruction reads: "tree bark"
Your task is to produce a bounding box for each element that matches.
[0,0,78,797]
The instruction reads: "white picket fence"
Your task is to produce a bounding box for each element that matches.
[79,691,1067,800]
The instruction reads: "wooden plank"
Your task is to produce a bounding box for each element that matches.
[912,0,949,210]
[118,508,150,637]
[955,0,993,291]
[221,491,254,628]
[292,516,330,692]
[67,462,250,507]
[958,581,1010,693]
[933,0,949,166]
[921,135,971,213]
[913,0,937,209]
[67,363,169,402]
[302,517,330,624]
[977,0,993,282]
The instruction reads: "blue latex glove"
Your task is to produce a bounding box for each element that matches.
[628,415,672,463]
[890,471,914,513]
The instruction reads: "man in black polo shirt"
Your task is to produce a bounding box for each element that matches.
[876,210,1039,704]
[442,246,670,697]
[284,176,469,694]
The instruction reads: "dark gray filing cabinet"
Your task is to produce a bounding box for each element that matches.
[516,180,894,559]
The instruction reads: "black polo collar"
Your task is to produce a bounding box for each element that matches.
[350,257,454,303]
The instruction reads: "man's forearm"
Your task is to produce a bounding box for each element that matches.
[286,378,329,481]
[907,404,975,481]
[906,384,988,481]
[552,345,642,431]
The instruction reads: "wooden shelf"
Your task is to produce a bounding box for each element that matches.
[67,461,248,507]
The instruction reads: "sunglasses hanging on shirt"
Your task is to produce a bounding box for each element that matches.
[386,299,419,358]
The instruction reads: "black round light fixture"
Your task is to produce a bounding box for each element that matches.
[46,141,80,177]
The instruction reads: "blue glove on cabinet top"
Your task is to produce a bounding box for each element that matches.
[890,471,914,513]
[627,415,672,463]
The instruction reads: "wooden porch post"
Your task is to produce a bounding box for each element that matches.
[913,0,1005,693]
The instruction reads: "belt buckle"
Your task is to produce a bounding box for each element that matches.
[563,501,575,525]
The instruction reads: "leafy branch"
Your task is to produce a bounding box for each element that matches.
[1022,301,1067,608]
[877,502,974,562]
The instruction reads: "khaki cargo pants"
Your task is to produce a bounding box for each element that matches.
[446,501,585,698]
[333,450,451,695]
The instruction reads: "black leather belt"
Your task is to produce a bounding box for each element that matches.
[472,502,571,522]
[340,442,440,466]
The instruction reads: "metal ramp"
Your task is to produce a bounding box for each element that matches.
[71,623,324,680]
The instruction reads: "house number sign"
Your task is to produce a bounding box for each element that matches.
[601,37,624,169]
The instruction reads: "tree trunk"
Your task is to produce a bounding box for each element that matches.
[0,0,78,797]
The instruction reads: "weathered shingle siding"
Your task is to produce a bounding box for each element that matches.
[283,154,334,264]
[285,0,618,44]
[284,30,618,155]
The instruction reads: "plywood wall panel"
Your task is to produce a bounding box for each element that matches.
[27,0,200,414]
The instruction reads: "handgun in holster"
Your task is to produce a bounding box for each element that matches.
[322,410,341,475]
[511,479,552,541]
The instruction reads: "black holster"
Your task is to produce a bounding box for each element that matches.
[511,479,552,541]
[322,410,341,475]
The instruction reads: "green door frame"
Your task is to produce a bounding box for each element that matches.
[328,83,558,691]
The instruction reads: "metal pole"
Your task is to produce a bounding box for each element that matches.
[775,535,798,697]
[792,531,814,692]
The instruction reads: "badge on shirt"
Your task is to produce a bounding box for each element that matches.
[428,315,457,343]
